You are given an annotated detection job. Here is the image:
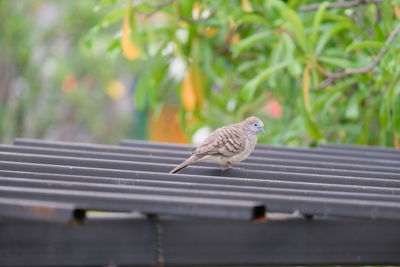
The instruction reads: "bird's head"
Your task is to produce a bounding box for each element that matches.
[243,116,265,134]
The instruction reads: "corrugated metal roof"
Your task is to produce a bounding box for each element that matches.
[1,138,400,266]
[0,138,399,220]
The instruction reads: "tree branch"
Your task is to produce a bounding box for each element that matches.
[299,0,381,12]
[315,24,400,90]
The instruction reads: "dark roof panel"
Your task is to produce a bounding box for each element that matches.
[1,138,400,221]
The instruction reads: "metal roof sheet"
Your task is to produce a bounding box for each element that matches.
[0,138,399,221]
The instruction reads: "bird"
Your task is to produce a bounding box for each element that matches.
[169,116,265,173]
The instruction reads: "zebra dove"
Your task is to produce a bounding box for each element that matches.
[169,116,265,173]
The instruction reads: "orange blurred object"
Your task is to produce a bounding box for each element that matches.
[62,74,78,93]
[121,11,140,61]
[231,33,241,45]
[303,64,311,110]
[149,106,188,144]
[181,65,203,111]
[394,5,400,19]
[228,20,241,45]
[265,99,283,119]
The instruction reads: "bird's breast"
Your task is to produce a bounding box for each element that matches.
[227,135,257,164]
[203,133,257,165]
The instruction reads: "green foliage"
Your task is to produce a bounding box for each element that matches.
[87,0,400,146]
[1,0,400,147]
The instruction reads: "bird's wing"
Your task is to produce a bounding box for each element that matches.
[194,125,246,157]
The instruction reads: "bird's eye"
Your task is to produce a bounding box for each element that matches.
[254,123,258,127]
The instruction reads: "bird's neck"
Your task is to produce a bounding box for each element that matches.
[242,128,258,141]
[243,126,259,136]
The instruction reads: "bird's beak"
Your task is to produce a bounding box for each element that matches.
[259,127,265,133]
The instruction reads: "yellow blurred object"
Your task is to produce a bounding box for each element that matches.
[338,130,346,141]
[228,19,241,45]
[395,133,399,149]
[241,0,253,12]
[121,11,140,61]
[149,106,188,143]
[302,64,311,110]
[179,21,188,28]
[203,26,218,37]
[192,2,202,19]
[229,19,238,30]
[62,74,78,93]
[107,80,126,100]
[181,65,203,111]
[394,5,400,18]
[231,33,241,45]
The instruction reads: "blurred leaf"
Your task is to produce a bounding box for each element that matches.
[100,7,125,28]
[94,0,118,11]
[373,24,386,41]
[392,83,400,134]
[357,108,374,144]
[280,34,301,77]
[379,97,390,130]
[269,1,310,53]
[282,9,310,54]
[107,38,120,52]
[380,74,398,131]
[269,37,285,74]
[135,55,169,110]
[300,62,322,141]
[394,98,400,134]
[84,25,100,48]
[323,13,368,38]
[121,10,140,60]
[179,0,195,19]
[231,31,272,57]
[314,78,357,112]
[382,0,394,31]
[303,64,311,110]
[236,14,269,26]
[310,2,329,46]
[345,41,385,53]
[318,56,357,69]
[242,61,291,100]
[300,98,323,141]
[315,23,349,55]
[345,96,360,120]
[182,39,204,112]
[237,59,266,74]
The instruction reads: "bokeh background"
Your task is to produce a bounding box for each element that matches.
[1,0,399,147]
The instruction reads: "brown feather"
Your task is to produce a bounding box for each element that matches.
[169,154,203,173]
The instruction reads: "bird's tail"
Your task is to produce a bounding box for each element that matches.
[169,155,200,174]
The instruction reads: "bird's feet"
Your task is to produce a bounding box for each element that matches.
[222,163,241,171]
